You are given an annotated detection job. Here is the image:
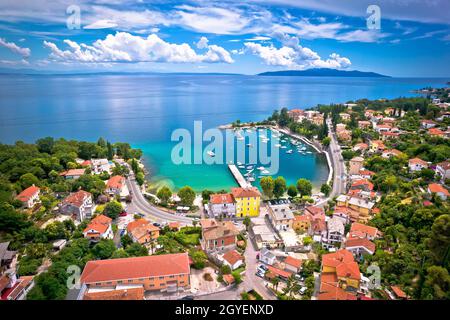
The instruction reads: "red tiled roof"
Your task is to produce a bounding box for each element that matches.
[294,215,312,222]
[210,193,234,204]
[168,222,180,230]
[16,185,39,202]
[409,157,428,166]
[83,287,144,300]
[223,274,235,284]
[201,220,239,241]
[231,187,261,198]
[84,215,112,235]
[59,168,86,177]
[391,286,407,299]
[305,205,325,217]
[106,175,125,189]
[428,183,450,196]
[318,282,357,300]
[322,249,360,280]
[62,190,91,208]
[222,250,243,266]
[359,169,375,176]
[345,237,376,253]
[350,222,379,238]
[267,265,292,279]
[437,161,450,171]
[428,128,444,136]
[80,253,190,284]
[284,256,302,269]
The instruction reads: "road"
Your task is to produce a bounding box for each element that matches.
[126,176,193,224]
[326,118,347,198]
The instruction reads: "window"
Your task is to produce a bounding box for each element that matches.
[117,281,123,284]
[159,276,164,280]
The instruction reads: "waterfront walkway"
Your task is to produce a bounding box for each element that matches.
[228,164,252,188]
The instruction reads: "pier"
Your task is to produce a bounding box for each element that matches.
[228,164,252,188]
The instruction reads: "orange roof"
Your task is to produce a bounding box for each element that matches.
[210,193,234,204]
[359,169,375,176]
[350,222,379,238]
[305,205,325,217]
[428,128,444,136]
[322,249,360,280]
[409,157,428,166]
[345,237,376,253]
[83,287,144,300]
[127,218,158,232]
[391,286,407,299]
[318,282,357,300]
[16,185,40,202]
[83,215,112,235]
[59,168,85,177]
[294,215,312,222]
[62,190,92,208]
[267,265,292,279]
[223,274,235,285]
[428,183,450,196]
[168,222,180,230]
[284,256,302,269]
[106,175,125,189]
[80,253,190,284]
[351,179,374,191]
[201,220,239,241]
[231,187,261,198]
[222,250,243,266]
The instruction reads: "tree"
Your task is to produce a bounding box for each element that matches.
[36,137,54,154]
[121,234,133,248]
[189,249,207,269]
[178,186,196,207]
[104,201,123,219]
[271,277,280,292]
[296,178,312,196]
[283,275,300,299]
[157,186,172,205]
[421,266,450,299]
[28,272,67,300]
[426,214,450,266]
[92,239,116,259]
[0,203,31,233]
[19,173,39,189]
[136,172,145,186]
[287,185,298,198]
[321,137,331,147]
[302,236,313,246]
[220,264,232,275]
[125,243,148,257]
[243,216,251,231]
[260,176,274,198]
[231,270,243,284]
[320,183,331,196]
[273,176,287,199]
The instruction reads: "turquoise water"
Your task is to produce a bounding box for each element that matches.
[0,74,446,191]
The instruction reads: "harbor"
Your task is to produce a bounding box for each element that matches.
[228,164,252,188]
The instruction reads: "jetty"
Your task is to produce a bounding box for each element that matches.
[228,164,252,188]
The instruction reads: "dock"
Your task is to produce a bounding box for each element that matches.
[228,164,252,188]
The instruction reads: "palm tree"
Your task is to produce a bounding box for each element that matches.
[271,277,280,292]
[283,275,300,299]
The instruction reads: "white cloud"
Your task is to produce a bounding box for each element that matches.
[335,29,389,43]
[244,32,351,69]
[84,19,118,30]
[245,36,271,41]
[0,37,31,58]
[43,32,234,64]
[196,36,209,49]
[0,58,29,66]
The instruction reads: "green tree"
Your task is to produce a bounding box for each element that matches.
[260,176,275,198]
[125,242,148,257]
[232,270,243,284]
[103,201,123,219]
[243,216,251,231]
[320,183,331,196]
[273,176,287,199]
[19,173,39,189]
[178,186,196,207]
[91,239,116,259]
[321,137,331,147]
[121,234,133,248]
[426,214,450,267]
[421,266,450,300]
[157,186,172,205]
[296,178,312,196]
[189,248,207,269]
[136,172,145,186]
[36,137,55,154]
[287,185,298,198]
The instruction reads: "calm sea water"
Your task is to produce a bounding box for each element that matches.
[0,74,446,191]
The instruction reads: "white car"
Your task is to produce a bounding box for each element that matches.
[299,286,308,295]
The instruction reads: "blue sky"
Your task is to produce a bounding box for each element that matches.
[0,0,449,77]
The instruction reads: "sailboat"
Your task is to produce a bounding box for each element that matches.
[286,149,293,154]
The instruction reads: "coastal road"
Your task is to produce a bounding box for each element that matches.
[126,176,193,225]
[326,118,347,198]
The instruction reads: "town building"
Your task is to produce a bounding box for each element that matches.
[408,158,429,172]
[59,190,93,221]
[336,195,375,222]
[250,218,282,249]
[323,217,345,249]
[421,119,437,129]
[349,157,364,175]
[208,193,236,219]
[369,140,386,153]
[287,109,305,122]
[200,219,239,252]
[428,127,445,137]
[427,183,450,200]
[283,256,302,274]
[106,175,129,199]
[59,168,86,180]
[221,250,244,270]
[231,187,261,217]
[15,185,40,209]
[382,149,404,159]
[127,219,160,245]
[83,215,113,242]
[349,223,380,241]
[259,247,276,265]
[82,287,144,300]
[292,214,312,232]
[91,158,113,174]
[267,203,294,231]
[353,143,369,152]
[0,242,18,299]
[79,253,190,293]
[345,237,376,258]
[435,161,450,182]
[358,121,372,129]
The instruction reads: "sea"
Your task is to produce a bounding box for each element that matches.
[0,73,446,191]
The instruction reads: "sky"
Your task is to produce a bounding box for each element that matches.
[0,0,449,77]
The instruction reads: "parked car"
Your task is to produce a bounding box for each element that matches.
[181,295,194,300]
[258,264,268,271]
[299,286,308,295]
[137,212,145,217]
[119,212,127,217]
[255,271,265,278]
[294,274,305,282]
[153,222,161,227]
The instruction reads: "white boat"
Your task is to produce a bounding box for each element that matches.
[257,166,265,171]
[261,170,270,174]
[281,145,287,149]
[286,149,293,154]
[237,161,242,165]
[246,165,254,169]
[237,136,244,141]
[306,151,312,154]
[238,165,245,169]
[207,150,215,157]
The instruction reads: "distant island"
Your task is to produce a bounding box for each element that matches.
[258,68,390,78]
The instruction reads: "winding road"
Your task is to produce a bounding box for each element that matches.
[326,118,347,198]
[126,176,193,224]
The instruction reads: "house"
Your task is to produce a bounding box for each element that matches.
[336,129,352,142]
[421,119,437,129]
[382,149,404,159]
[106,175,129,199]
[339,113,351,121]
[309,218,327,243]
[231,187,261,217]
[284,256,302,274]
[80,253,190,293]
[15,185,40,209]
[305,205,325,219]
[59,168,85,180]
[83,215,113,242]
[318,249,361,299]
[222,274,235,285]
[375,123,392,133]
[60,190,93,221]
[345,237,376,257]
[323,217,345,249]
[350,179,374,192]
[428,127,445,137]
[390,286,408,300]
[208,193,236,219]
[288,109,305,122]
[353,143,369,152]
[83,287,144,300]
[349,157,364,175]
[380,131,400,141]
[221,250,244,270]
[266,265,292,281]
[0,242,18,298]
[369,140,386,153]
[3,276,34,300]
[250,218,282,250]
[91,158,112,174]
[267,203,294,231]
[435,161,450,182]
[336,195,375,222]
[200,219,239,252]
[126,219,160,245]
[259,247,276,265]
[349,223,380,241]
[168,222,181,231]
[358,121,371,129]
[428,183,450,200]
[292,214,312,232]
[333,206,360,225]
[408,158,429,172]
[358,169,375,179]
